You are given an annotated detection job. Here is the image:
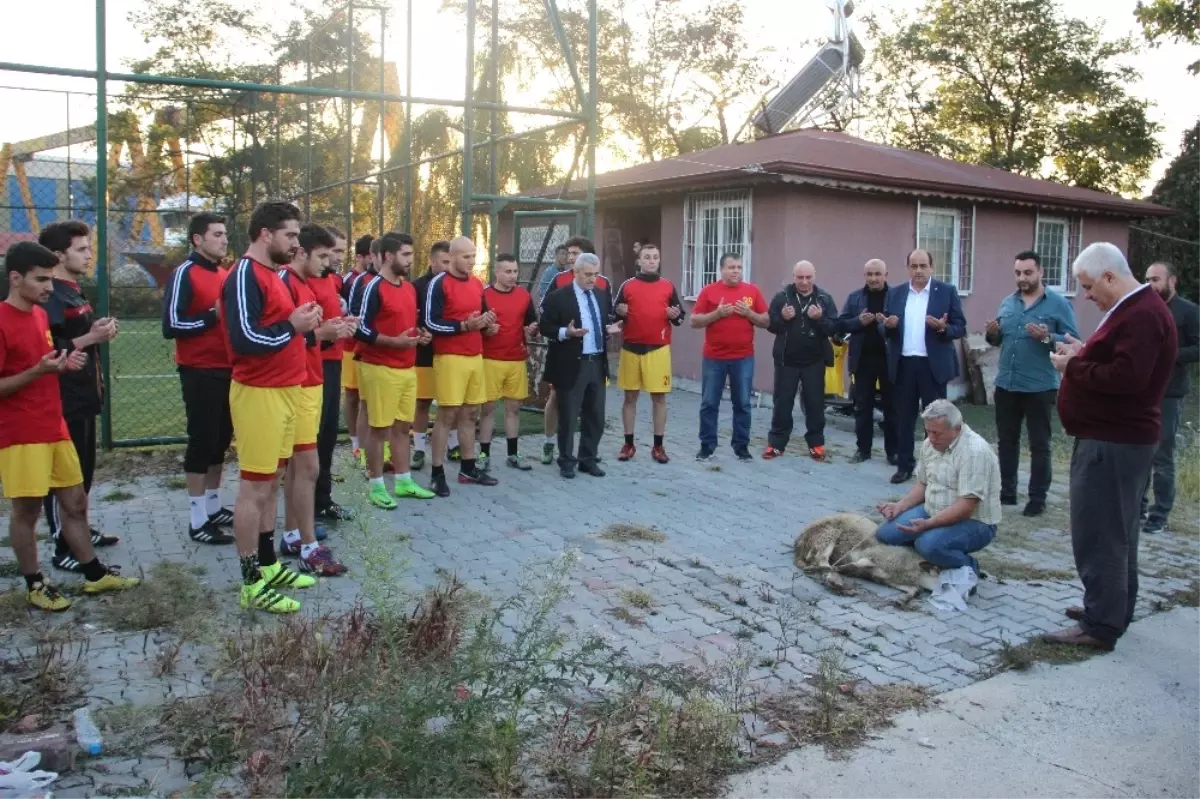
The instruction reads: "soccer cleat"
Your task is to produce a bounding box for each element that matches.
[240,580,300,613]
[261,561,316,590]
[27,582,71,612]
[618,443,636,461]
[90,528,120,547]
[279,536,303,558]
[430,473,451,498]
[695,447,715,462]
[207,508,234,528]
[395,478,436,499]
[458,468,499,486]
[411,450,426,471]
[477,451,491,472]
[448,445,462,462]
[315,524,328,542]
[651,445,670,464]
[189,522,234,545]
[315,502,354,523]
[541,442,555,465]
[82,566,141,594]
[368,483,398,510]
[506,454,532,471]
[734,447,753,463]
[50,552,84,574]
[762,446,784,460]
[1142,519,1165,535]
[808,445,826,462]
[300,545,348,576]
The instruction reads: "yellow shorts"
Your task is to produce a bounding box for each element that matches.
[340,351,359,390]
[230,381,300,479]
[433,354,487,407]
[416,366,435,401]
[294,385,323,451]
[0,440,83,499]
[358,362,417,428]
[618,346,672,393]
[484,359,528,402]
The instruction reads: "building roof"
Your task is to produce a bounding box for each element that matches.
[562,129,1171,217]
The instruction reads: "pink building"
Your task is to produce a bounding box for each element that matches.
[500,129,1170,395]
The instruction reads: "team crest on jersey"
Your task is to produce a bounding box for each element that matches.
[743,296,754,306]
[45,330,53,346]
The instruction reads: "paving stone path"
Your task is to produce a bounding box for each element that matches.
[3,388,1197,797]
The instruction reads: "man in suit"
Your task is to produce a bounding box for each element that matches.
[540,252,622,479]
[883,249,967,484]
[835,258,896,464]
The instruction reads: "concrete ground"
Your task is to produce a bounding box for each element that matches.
[726,606,1200,799]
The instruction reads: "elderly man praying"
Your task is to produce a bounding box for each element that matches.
[875,399,1001,577]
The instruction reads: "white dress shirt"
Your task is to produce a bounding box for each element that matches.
[558,280,602,355]
[902,282,931,357]
[1097,282,1148,334]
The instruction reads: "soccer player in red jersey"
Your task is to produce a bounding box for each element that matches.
[613,243,685,463]
[0,242,139,611]
[221,202,324,613]
[480,253,539,471]
[278,224,356,576]
[354,233,437,508]
[162,212,235,545]
[423,236,499,496]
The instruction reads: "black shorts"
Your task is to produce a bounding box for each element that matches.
[179,367,233,473]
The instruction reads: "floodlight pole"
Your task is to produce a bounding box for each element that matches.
[488,0,499,275]
[402,0,413,231]
[460,0,475,237]
[344,0,355,240]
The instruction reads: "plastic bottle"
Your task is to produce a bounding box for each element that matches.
[73,707,102,755]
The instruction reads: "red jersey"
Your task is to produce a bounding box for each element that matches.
[425,271,488,357]
[0,303,71,448]
[482,285,537,362]
[220,256,307,388]
[311,272,345,362]
[613,274,683,352]
[279,268,324,388]
[162,253,231,371]
[693,280,767,360]
[356,275,419,369]
[552,270,609,292]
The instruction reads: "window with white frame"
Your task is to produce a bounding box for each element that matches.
[682,190,752,298]
[1034,214,1082,292]
[916,202,974,293]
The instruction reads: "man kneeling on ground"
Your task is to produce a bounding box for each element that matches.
[876,399,1001,579]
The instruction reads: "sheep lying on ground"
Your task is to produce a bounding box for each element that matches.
[793,513,940,605]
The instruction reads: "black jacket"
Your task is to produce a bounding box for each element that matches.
[767,284,838,367]
[1165,293,1200,398]
[539,281,614,388]
[45,278,102,418]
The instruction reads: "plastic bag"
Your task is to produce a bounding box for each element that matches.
[0,752,57,799]
[927,565,978,613]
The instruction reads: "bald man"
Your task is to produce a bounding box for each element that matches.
[423,236,499,496]
[836,259,897,463]
[765,261,838,460]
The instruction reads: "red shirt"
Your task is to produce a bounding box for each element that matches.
[693,280,768,360]
[356,275,419,369]
[279,268,324,388]
[220,256,307,388]
[162,254,231,370]
[425,271,488,357]
[613,274,682,351]
[553,270,609,292]
[483,285,537,362]
[0,303,71,448]
[311,272,345,362]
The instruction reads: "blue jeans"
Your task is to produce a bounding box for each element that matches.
[699,355,754,450]
[875,505,996,572]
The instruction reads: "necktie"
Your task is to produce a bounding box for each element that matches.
[585,290,603,353]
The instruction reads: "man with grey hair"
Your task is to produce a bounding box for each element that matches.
[1045,242,1177,651]
[875,399,1001,578]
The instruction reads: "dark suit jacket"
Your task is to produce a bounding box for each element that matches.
[882,279,967,385]
[539,281,614,388]
[834,284,889,374]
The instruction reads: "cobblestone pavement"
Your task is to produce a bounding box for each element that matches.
[4,388,1198,797]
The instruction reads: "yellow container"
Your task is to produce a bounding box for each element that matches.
[825,341,849,399]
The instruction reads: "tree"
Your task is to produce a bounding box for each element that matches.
[1135,0,1200,74]
[865,0,1161,195]
[1129,122,1199,302]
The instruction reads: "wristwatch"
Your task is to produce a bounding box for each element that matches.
[1041,334,1052,345]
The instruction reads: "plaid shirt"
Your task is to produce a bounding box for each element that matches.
[916,424,1002,525]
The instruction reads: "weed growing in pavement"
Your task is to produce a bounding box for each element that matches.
[600,523,668,544]
[995,638,1097,672]
[95,561,217,637]
[1153,581,1200,609]
[0,627,87,732]
[606,606,646,627]
[620,588,654,609]
[101,489,136,502]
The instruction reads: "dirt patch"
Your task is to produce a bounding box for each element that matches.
[995,638,1099,672]
[977,554,1075,582]
[599,523,667,544]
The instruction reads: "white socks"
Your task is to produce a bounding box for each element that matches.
[284,529,301,545]
[350,435,360,449]
[205,490,220,516]
[370,476,385,490]
[300,541,320,559]
[396,471,411,483]
[414,432,427,452]
[188,497,207,529]
[545,434,555,445]
[448,430,460,449]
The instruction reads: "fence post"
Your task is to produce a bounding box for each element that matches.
[96,0,113,449]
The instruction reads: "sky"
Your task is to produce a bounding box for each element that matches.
[1,0,1196,192]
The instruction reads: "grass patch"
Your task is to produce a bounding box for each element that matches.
[599,523,667,545]
[1152,581,1200,610]
[101,489,136,502]
[0,628,87,733]
[95,701,163,755]
[605,606,646,627]
[0,591,29,629]
[977,554,1075,582]
[93,561,217,636]
[619,588,654,609]
[160,475,188,491]
[996,638,1098,672]
[0,562,21,579]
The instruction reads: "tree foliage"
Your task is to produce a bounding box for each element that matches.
[865,0,1161,195]
[1129,121,1199,301]
[1135,0,1200,73]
